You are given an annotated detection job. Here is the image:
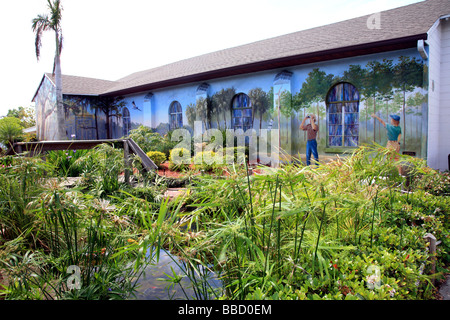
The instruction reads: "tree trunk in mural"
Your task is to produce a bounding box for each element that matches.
[316,103,320,141]
[402,88,406,146]
[94,108,99,140]
[105,112,111,140]
[373,96,376,142]
[91,96,126,140]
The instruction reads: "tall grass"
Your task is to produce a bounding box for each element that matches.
[0,146,176,300]
[172,145,440,299]
[1,144,446,300]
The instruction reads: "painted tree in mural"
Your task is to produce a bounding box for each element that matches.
[283,90,297,144]
[32,0,65,140]
[209,97,221,129]
[298,68,334,141]
[406,92,427,140]
[195,97,209,131]
[248,88,270,131]
[212,88,236,129]
[62,96,95,138]
[392,56,424,146]
[364,60,388,142]
[375,60,396,141]
[185,103,197,129]
[90,96,126,139]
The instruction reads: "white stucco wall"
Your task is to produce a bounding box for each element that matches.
[427,17,450,171]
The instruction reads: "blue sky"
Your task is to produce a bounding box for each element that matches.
[0,0,421,117]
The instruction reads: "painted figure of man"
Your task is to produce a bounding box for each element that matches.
[300,114,319,166]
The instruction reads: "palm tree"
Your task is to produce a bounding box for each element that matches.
[32,0,65,140]
[248,88,270,131]
[185,103,197,129]
[196,97,209,132]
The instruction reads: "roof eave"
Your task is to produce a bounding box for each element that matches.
[101,33,427,97]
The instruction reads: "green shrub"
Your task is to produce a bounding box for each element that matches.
[193,150,223,172]
[146,151,166,167]
[128,126,177,158]
[46,149,90,177]
[222,146,248,165]
[0,117,23,148]
[168,148,191,171]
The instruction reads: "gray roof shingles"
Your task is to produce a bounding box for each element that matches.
[45,73,117,96]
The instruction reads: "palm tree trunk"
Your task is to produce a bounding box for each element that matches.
[54,36,66,140]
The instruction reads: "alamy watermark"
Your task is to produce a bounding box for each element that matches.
[170,121,281,167]
[367,12,381,30]
[67,265,81,290]
[365,264,382,290]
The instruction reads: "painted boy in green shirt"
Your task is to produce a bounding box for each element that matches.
[371,113,402,173]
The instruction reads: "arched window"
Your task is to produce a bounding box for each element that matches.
[326,82,360,147]
[169,101,183,130]
[122,107,131,136]
[232,93,252,131]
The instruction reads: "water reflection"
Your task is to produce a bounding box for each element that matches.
[132,249,222,300]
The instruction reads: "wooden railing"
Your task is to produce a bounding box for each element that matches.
[5,138,157,184]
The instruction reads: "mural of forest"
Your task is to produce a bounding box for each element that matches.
[34,51,427,162]
[35,76,130,141]
[35,76,59,140]
[178,55,427,159]
[63,95,128,140]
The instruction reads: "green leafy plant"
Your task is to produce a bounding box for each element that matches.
[0,117,23,149]
[168,148,191,172]
[46,149,90,177]
[128,125,177,158]
[146,151,166,167]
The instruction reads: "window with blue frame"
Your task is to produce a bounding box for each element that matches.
[326,82,360,148]
[232,93,252,131]
[169,101,183,130]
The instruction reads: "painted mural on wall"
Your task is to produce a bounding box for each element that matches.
[35,49,427,163]
[180,54,426,160]
[35,78,128,141]
[35,76,59,141]
[130,53,426,161]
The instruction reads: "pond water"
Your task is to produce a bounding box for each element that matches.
[131,249,223,300]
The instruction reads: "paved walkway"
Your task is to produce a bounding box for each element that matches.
[163,188,186,201]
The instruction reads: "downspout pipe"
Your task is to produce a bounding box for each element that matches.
[417,39,428,60]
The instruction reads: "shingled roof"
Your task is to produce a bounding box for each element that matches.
[45,73,117,96]
[32,73,118,102]
[35,0,450,99]
[101,0,450,96]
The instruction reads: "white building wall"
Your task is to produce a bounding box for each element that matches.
[427,17,450,171]
[439,18,450,171]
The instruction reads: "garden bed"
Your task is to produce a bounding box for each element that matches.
[0,130,448,300]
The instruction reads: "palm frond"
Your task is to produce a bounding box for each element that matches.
[31,15,51,60]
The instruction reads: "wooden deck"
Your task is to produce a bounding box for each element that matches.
[4,138,158,184]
